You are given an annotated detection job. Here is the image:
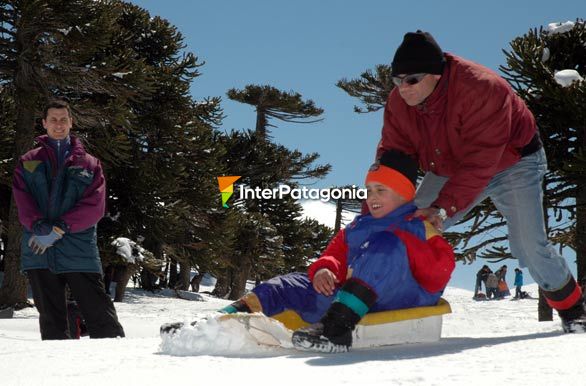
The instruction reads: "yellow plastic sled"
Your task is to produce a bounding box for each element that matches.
[219,298,451,348]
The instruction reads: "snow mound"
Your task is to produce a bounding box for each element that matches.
[159,313,276,356]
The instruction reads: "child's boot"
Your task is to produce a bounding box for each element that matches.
[292,279,377,353]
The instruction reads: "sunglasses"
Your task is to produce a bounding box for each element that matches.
[392,73,427,87]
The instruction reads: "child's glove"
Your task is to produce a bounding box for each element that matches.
[28,226,65,255]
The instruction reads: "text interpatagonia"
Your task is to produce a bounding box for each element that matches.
[238,184,367,202]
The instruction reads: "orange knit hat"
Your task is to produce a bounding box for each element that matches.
[365,150,418,201]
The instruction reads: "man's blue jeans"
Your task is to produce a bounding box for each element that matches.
[414,148,572,291]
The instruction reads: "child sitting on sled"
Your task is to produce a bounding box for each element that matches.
[161,150,455,353]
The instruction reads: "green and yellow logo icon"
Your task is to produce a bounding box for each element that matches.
[217,176,241,208]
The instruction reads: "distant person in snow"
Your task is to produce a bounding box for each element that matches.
[486,273,499,300]
[162,150,455,353]
[474,265,492,297]
[375,30,586,332]
[12,100,124,340]
[496,265,508,283]
[495,265,510,298]
[514,268,524,299]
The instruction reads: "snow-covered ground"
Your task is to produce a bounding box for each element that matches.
[1,284,585,386]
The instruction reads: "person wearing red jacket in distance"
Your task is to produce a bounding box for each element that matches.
[159,150,454,354]
[379,30,586,332]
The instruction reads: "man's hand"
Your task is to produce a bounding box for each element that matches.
[28,226,64,255]
[312,268,339,296]
[414,207,444,232]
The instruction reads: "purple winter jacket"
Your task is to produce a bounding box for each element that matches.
[13,135,106,273]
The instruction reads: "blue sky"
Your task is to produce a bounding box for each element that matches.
[130,0,582,290]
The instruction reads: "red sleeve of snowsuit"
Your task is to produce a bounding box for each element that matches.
[307,229,348,284]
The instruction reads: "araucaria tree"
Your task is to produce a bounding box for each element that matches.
[0,0,152,306]
[0,1,225,305]
[227,85,324,138]
[216,85,332,299]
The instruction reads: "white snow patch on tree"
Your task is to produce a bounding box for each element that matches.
[57,27,73,35]
[111,237,146,264]
[546,21,575,34]
[106,211,121,221]
[554,69,584,87]
[112,72,132,79]
[541,47,550,63]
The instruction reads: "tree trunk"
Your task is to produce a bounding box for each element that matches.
[177,261,190,290]
[190,273,203,292]
[537,178,553,321]
[0,85,38,307]
[113,266,135,302]
[212,269,230,298]
[228,255,252,300]
[255,109,268,138]
[538,287,553,321]
[161,259,169,288]
[139,241,163,291]
[0,198,28,307]
[139,268,157,291]
[334,200,343,233]
[576,176,586,285]
[168,258,178,288]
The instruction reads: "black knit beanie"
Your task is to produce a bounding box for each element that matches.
[378,150,418,186]
[366,150,419,200]
[391,30,445,76]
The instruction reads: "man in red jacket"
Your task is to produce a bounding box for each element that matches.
[378,30,585,332]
